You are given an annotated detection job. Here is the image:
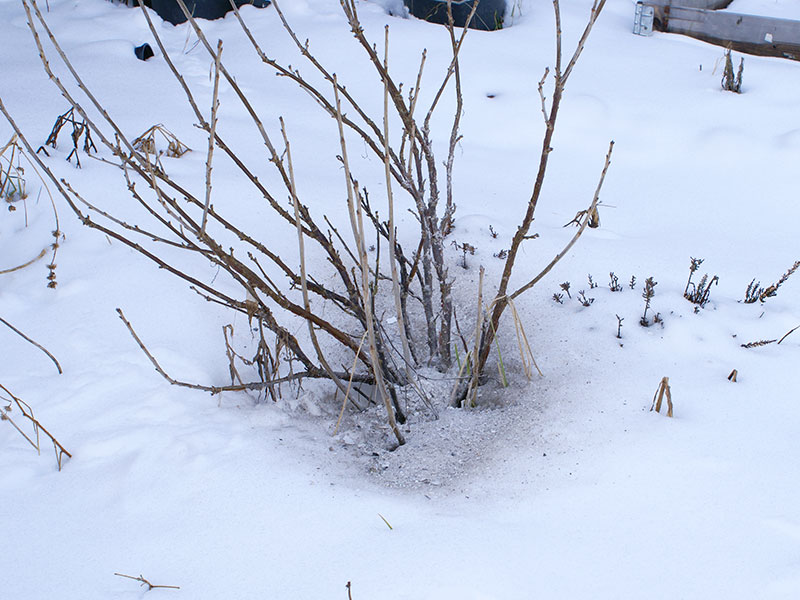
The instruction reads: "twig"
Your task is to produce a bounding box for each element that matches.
[116,308,311,394]
[510,140,614,300]
[469,266,485,407]
[455,0,608,403]
[383,27,417,385]
[0,316,62,374]
[201,39,222,235]
[282,117,354,404]
[333,76,404,445]
[0,383,71,470]
[114,573,180,591]
[778,325,799,345]
[0,248,48,274]
[333,331,368,435]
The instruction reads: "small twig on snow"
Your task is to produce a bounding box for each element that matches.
[114,572,180,591]
[0,316,62,374]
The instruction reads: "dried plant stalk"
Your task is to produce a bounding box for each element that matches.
[1,383,71,470]
[333,75,404,445]
[201,40,221,235]
[467,266,485,407]
[650,376,673,417]
[114,573,180,591]
[132,124,191,160]
[740,339,776,348]
[778,325,799,345]
[0,134,62,286]
[0,316,62,374]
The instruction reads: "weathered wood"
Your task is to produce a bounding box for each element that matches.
[661,0,731,9]
[645,1,800,60]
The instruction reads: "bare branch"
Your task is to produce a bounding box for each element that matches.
[201,39,222,235]
[333,76,405,445]
[778,325,799,345]
[383,27,416,380]
[562,0,606,84]
[283,117,358,401]
[510,140,614,300]
[1,383,71,470]
[537,67,551,124]
[0,316,62,374]
[114,573,180,591]
[0,248,47,275]
[116,308,318,394]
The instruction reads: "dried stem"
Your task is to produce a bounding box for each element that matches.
[0,316,62,374]
[114,573,180,591]
[511,140,613,301]
[0,248,47,274]
[116,308,322,394]
[282,117,354,402]
[1,383,71,470]
[778,325,799,345]
[201,39,222,235]
[650,376,673,417]
[333,77,404,445]
[453,0,608,404]
[383,27,416,384]
[467,266,485,407]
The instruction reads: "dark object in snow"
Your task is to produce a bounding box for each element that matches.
[403,0,506,31]
[134,43,154,61]
[149,0,271,26]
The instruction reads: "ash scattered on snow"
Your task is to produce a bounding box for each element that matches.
[275,371,554,495]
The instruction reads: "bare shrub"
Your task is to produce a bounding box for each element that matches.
[1,0,611,440]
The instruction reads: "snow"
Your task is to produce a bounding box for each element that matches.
[2,0,800,598]
[730,0,800,19]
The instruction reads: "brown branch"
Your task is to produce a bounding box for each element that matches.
[510,140,614,300]
[201,39,222,235]
[562,0,606,84]
[451,0,609,402]
[441,0,473,236]
[0,248,47,274]
[383,27,416,380]
[778,325,800,345]
[537,67,551,124]
[0,383,72,470]
[117,308,315,394]
[235,0,412,195]
[283,117,358,401]
[333,77,404,445]
[114,573,180,591]
[0,316,62,374]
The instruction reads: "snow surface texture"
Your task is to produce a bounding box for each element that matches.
[730,0,800,19]
[1,0,800,598]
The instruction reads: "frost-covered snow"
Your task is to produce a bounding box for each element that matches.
[2,0,800,598]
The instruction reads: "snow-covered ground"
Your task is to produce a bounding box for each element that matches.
[730,0,800,19]
[2,0,799,598]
